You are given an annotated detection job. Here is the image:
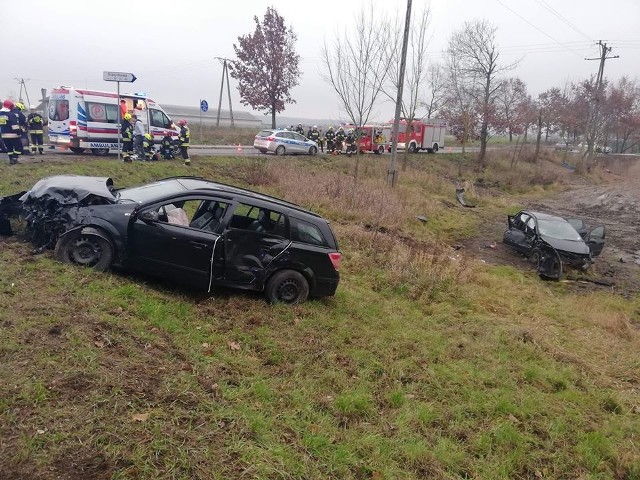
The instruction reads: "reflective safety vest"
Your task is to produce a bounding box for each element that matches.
[27,113,44,134]
[179,126,190,146]
[0,108,20,138]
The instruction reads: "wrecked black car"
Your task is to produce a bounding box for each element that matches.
[0,175,342,304]
[503,210,605,279]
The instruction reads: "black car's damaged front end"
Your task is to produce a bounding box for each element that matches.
[0,175,117,250]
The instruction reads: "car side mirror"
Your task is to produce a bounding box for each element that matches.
[140,210,158,222]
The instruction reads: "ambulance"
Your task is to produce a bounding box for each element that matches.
[47,87,177,155]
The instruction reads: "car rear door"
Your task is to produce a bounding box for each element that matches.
[586,225,606,257]
[503,212,531,253]
[222,203,289,288]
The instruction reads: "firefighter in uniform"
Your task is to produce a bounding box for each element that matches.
[0,100,22,165]
[335,126,346,154]
[307,125,320,146]
[27,107,45,155]
[177,119,190,165]
[325,126,335,153]
[345,128,356,156]
[143,133,156,161]
[121,113,133,162]
[161,132,175,159]
[295,123,304,135]
[13,102,27,156]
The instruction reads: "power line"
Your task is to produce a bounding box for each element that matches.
[494,0,586,58]
[533,0,593,43]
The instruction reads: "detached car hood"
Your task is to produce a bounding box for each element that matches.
[540,234,589,255]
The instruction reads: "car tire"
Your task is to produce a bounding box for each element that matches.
[91,148,110,156]
[432,143,439,153]
[308,146,317,155]
[408,143,417,154]
[265,270,309,304]
[259,149,267,154]
[54,229,114,271]
[70,147,85,154]
[275,145,286,156]
[529,248,542,266]
[376,146,384,155]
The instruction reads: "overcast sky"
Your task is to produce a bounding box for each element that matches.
[2,0,639,123]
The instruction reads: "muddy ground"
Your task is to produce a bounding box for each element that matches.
[462,154,640,296]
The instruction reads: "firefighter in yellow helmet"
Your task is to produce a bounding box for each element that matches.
[121,113,133,162]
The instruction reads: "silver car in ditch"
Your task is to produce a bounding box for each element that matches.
[253,129,318,156]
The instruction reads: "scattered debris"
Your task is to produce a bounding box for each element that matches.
[416,215,428,223]
[485,242,496,250]
[455,188,476,208]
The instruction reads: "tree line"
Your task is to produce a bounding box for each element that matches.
[229,5,640,166]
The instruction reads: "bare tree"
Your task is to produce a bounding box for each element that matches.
[382,4,432,170]
[320,4,395,180]
[445,19,518,164]
[422,63,447,119]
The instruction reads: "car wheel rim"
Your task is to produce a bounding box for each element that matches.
[277,279,300,303]
[69,236,102,266]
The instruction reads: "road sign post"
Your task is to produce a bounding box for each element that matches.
[103,71,137,161]
[200,100,208,142]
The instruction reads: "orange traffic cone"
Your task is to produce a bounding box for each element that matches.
[237,144,243,153]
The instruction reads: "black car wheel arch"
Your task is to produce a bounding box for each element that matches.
[55,227,114,271]
[265,269,309,304]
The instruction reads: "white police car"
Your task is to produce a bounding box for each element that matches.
[254,129,318,156]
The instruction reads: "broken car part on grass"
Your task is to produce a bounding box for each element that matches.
[0,175,341,304]
[503,210,606,280]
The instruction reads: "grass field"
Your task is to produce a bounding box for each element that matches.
[0,152,638,479]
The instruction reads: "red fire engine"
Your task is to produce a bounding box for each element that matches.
[390,118,447,153]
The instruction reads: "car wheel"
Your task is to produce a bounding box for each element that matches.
[275,145,286,156]
[529,248,542,266]
[433,143,439,153]
[265,270,309,304]
[55,229,114,271]
[376,146,384,155]
[259,149,267,154]
[91,148,110,156]
[308,146,317,155]
[408,143,417,153]
[70,147,85,154]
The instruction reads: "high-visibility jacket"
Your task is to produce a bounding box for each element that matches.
[179,126,190,146]
[325,129,335,141]
[121,119,133,141]
[161,136,173,149]
[0,108,21,138]
[308,129,320,142]
[27,113,44,133]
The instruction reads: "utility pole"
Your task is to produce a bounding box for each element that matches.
[387,0,412,187]
[14,78,32,108]
[583,41,618,169]
[214,57,235,128]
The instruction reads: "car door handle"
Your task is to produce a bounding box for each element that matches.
[189,241,208,249]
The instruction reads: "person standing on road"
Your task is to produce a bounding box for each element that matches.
[177,119,190,166]
[335,126,346,154]
[325,126,336,153]
[121,113,134,162]
[13,102,28,154]
[0,100,22,165]
[307,125,320,146]
[133,114,145,159]
[295,123,304,135]
[27,107,45,156]
[119,99,127,118]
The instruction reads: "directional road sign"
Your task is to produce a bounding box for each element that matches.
[103,71,137,83]
[200,100,209,112]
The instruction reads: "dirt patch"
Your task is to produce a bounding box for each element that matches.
[458,156,640,296]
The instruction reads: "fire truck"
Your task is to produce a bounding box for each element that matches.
[391,118,447,153]
[343,124,391,154]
